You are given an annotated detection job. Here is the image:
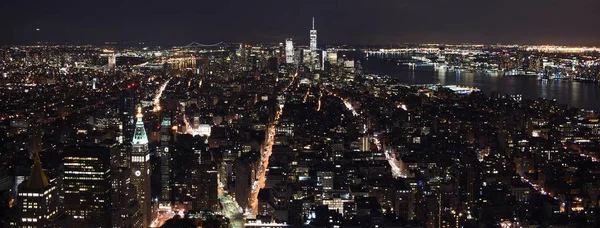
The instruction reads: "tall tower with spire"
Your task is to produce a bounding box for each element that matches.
[16,152,60,227]
[309,17,321,70]
[310,17,317,52]
[130,107,151,227]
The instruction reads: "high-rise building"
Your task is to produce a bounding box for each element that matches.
[320,50,326,70]
[316,170,334,203]
[130,107,151,227]
[190,163,219,211]
[16,152,61,227]
[285,38,294,64]
[359,137,370,152]
[234,152,259,211]
[64,144,113,227]
[425,194,441,228]
[92,78,97,90]
[327,52,338,64]
[316,171,334,192]
[394,187,416,221]
[159,114,172,203]
[309,17,320,71]
[120,88,136,144]
[0,167,11,221]
[108,53,116,72]
[111,168,142,228]
[309,17,317,52]
[302,49,312,67]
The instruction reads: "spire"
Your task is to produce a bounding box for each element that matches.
[27,152,49,189]
[132,106,149,145]
[312,17,315,30]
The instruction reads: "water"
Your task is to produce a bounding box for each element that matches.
[362,58,600,111]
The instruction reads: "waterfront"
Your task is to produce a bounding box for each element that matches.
[363,58,600,111]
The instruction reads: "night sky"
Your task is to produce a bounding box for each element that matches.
[1,0,598,46]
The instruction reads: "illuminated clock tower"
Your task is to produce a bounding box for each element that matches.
[131,107,151,227]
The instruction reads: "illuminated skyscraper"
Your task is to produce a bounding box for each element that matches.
[108,53,116,72]
[159,114,172,203]
[359,137,370,152]
[285,38,294,64]
[92,78,97,90]
[16,152,60,227]
[130,107,151,227]
[64,144,113,227]
[309,17,317,52]
[308,17,322,70]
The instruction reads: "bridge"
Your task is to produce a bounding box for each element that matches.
[174,41,229,52]
[184,41,227,48]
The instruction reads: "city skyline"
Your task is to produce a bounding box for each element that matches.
[1,0,599,46]
[1,1,600,227]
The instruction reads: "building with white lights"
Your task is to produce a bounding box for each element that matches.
[130,107,151,227]
[159,114,172,203]
[16,153,61,228]
[309,17,317,52]
[285,38,294,64]
[63,143,113,227]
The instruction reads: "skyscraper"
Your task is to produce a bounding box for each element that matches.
[234,152,259,211]
[110,168,142,228]
[16,152,61,228]
[285,38,294,64]
[159,114,172,203]
[190,163,219,212]
[359,137,370,152]
[130,107,151,227]
[108,53,116,72]
[92,78,97,90]
[64,144,113,227]
[120,88,136,144]
[309,17,321,70]
[309,17,317,52]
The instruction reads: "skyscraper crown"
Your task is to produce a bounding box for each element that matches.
[132,107,149,145]
[27,152,49,189]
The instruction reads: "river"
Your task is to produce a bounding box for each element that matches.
[361,58,600,111]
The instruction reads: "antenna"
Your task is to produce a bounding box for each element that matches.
[312,17,315,30]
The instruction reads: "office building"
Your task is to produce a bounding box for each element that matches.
[111,168,142,228]
[327,52,337,64]
[234,152,259,211]
[119,88,136,145]
[108,53,116,72]
[16,152,61,227]
[285,38,294,64]
[63,144,113,227]
[159,114,172,203]
[359,137,370,152]
[190,163,219,211]
[130,107,151,227]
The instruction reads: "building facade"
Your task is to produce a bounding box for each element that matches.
[63,144,113,227]
[16,153,60,228]
[130,107,151,227]
[285,38,294,64]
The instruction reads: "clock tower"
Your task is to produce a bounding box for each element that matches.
[131,107,151,227]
